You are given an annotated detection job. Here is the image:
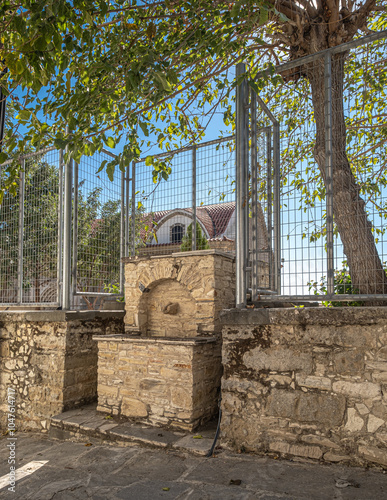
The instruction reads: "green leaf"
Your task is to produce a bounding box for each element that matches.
[155,72,171,92]
[106,163,115,181]
[96,160,108,174]
[139,122,149,137]
[106,137,115,148]
[18,109,31,121]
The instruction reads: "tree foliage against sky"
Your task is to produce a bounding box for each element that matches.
[0,1,384,184]
[1,0,387,295]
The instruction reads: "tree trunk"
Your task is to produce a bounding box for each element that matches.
[307,53,387,296]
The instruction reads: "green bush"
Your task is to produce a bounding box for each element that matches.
[308,262,363,307]
[180,222,210,252]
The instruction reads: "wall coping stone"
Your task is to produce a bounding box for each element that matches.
[93,334,217,345]
[220,306,387,326]
[0,310,125,323]
[122,249,235,263]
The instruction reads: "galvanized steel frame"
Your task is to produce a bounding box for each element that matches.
[246,29,387,303]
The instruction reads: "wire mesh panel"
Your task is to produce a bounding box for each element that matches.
[22,149,62,304]
[249,33,387,303]
[0,162,20,304]
[133,137,236,258]
[196,138,235,250]
[331,37,387,299]
[0,148,62,306]
[73,150,123,309]
[249,125,274,297]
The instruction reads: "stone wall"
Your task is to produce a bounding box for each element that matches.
[123,250,235,337]
[0,311,124,432]
[94,335,221,430]
[221,307,387,468]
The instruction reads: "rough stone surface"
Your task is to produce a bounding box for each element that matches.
[345,408,364,432]
[4,433,387,500]
[98,252,234,430]
[124,251,235,337]
[95,336,221,430]
[221,306,387,468]
[0,311,124,432]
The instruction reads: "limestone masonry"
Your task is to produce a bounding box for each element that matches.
[123,250,236,337]
[0,311,124,432]
[94,251,235,429]
[220,307,387,467]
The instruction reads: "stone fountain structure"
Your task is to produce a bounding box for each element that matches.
[94,250,235,430]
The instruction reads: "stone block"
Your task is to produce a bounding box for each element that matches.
[323,452,351,462]
[300,435,340,449]
[98,384,118,398]
[344,408,364,432]
[269,441,323,460]
[332,381,381,399]
[358,445,387,467]
[333,350,364,374]
[266,389,346,428]
[121,397,148,418]
[367,414,385,433]
[366,360,387,371]
[295,374,331,391]
[297,393,346,427]
[243,347,313,373]
[266,390,298,420]
[171,386,193,409]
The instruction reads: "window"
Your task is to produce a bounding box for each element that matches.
[171,224,184,243]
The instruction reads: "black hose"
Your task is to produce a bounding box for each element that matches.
[205,395,222,458]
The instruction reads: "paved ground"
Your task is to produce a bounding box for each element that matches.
[1,433,387,500]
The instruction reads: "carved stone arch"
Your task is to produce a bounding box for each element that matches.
[138,277,197,337]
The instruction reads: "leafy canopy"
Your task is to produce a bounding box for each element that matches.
[1,0,269,196]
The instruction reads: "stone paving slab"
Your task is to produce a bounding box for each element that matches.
[1,433,387,500]
[49,405,214,456]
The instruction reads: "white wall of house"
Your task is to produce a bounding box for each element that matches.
[149,212,209,245]
[223,211,236,240]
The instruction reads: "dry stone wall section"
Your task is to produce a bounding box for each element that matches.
[0,311,124,432]
[221,307,387,468]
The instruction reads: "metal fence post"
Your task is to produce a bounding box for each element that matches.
[72,161,79,299]
[57,151,64,306]
[62,144,73,310]
[125,164,130,258]
[236,62,248,308]
[120,168,125,294]
[266,128,273,290]
[325,52,334,295]
[273,123,281,294]
[192,145,197,251]
[250,93,258,301]
[131,161,136,256]
[256,96,281,295]
[17,159,25,304]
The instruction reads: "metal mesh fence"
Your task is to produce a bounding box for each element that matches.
[22,150,62,304]
[0,145,123,309]
[72,150,123,310]
[0,148,62,306]
[0,162,20,304]
[132,137,236,258]
[249,32,387,303]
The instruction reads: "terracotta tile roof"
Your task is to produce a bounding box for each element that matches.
[139,202,236,244]
[202,202,235,237]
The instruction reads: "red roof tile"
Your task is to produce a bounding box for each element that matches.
[139,202,235,244]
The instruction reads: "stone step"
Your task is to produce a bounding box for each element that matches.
[49,404,217,457]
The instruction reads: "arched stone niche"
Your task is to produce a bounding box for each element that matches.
[139,278,197,337]
[123,250,236,338]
